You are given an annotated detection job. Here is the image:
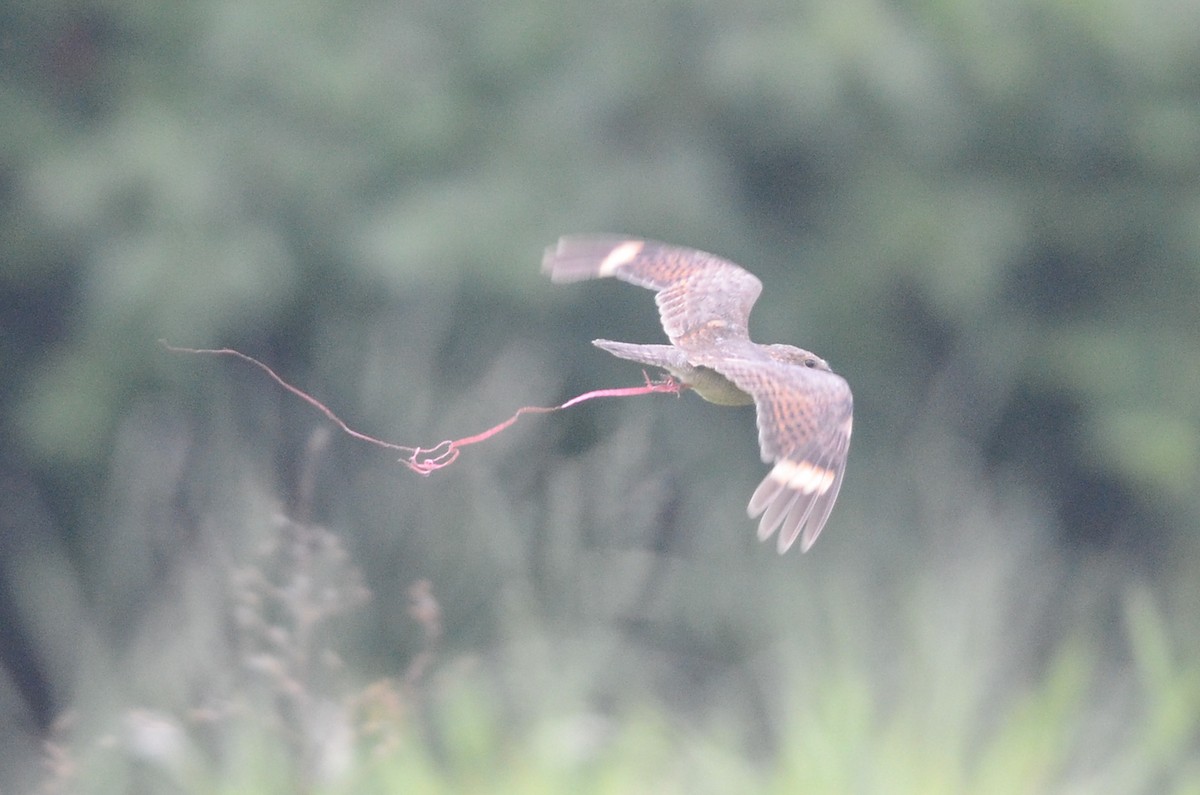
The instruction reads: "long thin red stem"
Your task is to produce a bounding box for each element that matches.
[162,341,682,474]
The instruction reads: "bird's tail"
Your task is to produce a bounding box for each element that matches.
[592,340,689,371]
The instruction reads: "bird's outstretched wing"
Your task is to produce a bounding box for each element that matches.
[542,236,763,355]
[709,352,853,553]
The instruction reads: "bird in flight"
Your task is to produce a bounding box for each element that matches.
[543,236,853,553]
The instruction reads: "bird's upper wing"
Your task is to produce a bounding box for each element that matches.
[542,236,763,354]
[694,343,853,553]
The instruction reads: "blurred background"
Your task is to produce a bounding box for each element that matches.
[2,0,1199,791]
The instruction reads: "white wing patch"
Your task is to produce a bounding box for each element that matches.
[597,240,645,277]
[771,459,836,495]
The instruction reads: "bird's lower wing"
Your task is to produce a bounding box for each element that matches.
[693,349,853,553]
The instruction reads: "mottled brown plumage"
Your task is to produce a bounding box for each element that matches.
[543,236,853,553]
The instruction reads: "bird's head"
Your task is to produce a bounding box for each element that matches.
[763,344,832,372]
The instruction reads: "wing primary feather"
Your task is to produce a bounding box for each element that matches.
[757,488,801,541]
[747,473,784,517]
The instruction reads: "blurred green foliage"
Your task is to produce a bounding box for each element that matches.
[2,0,1199,790]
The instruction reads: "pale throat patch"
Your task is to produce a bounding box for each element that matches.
[770,459,835,495]
[598,240,645,276]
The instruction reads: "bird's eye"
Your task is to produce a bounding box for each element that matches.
[804,358,819,368]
